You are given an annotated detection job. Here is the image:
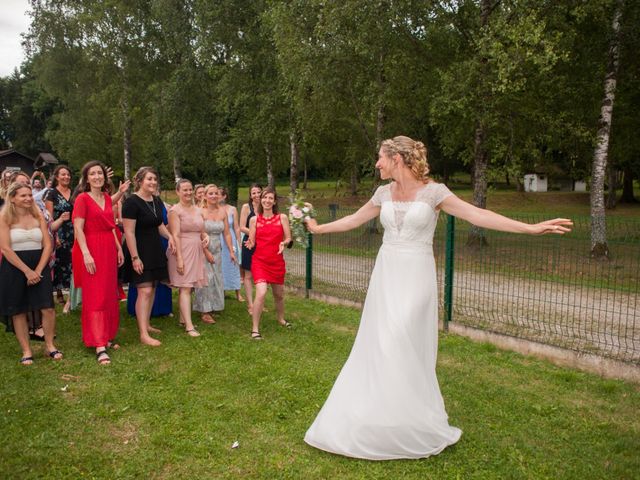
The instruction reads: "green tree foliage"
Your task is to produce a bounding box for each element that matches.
[1,0,635,227]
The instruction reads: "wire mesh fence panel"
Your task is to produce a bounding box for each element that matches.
[449,215,639,363]
[284,207,639,364]
[285,207,381,302]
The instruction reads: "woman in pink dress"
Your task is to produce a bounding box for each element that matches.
[72,161,124,365]
[167,179,208,337]
[246,187,292,339]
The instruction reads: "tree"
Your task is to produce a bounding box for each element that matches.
[590,0,624,258]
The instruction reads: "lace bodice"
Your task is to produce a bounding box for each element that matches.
[371,183,453,245]
[204,219,224,236]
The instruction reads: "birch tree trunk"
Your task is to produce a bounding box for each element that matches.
[173,156,182,183]
[122,104,132,181]
[590,0,623,258]
[289,131,299,195]
[265,144,275,189]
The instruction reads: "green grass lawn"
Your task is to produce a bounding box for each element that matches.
[1,295,638,479]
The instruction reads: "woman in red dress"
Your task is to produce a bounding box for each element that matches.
[246,187,292,339]
[72,161,124,364]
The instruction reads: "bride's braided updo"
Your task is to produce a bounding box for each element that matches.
[380,136,430,182]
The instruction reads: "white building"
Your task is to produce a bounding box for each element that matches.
[574,180,587,192]
[524,173,548,192]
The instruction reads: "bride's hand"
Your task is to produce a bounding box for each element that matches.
[528,218,573,235]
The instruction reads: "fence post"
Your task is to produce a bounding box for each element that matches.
[305,232,313,297]
[444,214,455,331]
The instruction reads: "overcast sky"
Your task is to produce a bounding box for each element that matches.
[0,0,31,77]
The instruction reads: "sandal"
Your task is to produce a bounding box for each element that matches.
[106,341,121,350]
[46,350,63,360]
[251,331,263,340]
[20,356,34,365]
[30,331,45,342]
[201,314,216,324]
[279,321,292,328]
[96,350,111,365]
[186,328,201,337]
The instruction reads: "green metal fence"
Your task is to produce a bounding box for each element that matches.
[284,208,640,364]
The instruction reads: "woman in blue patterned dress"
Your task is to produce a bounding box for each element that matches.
[219,187,243,301]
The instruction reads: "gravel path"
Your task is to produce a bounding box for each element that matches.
[285,248,639,363]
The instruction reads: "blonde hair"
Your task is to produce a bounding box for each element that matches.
[380,135,430,182]
[201,184,219,208]
[0,182,41,226]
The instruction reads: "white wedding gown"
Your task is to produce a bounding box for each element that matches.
[304,182,462,460]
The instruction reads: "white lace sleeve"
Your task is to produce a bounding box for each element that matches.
[370,184,390,206]
[417,183,454,210]
[432,183,454,208]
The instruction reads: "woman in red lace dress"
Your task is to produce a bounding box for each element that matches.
[72,161,124,365]
[246,187,291,339]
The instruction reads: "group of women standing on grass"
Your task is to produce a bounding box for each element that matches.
[0,161,293,365]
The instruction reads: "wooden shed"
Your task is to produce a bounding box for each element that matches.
[0,149,35,175]
[34,152,59,172]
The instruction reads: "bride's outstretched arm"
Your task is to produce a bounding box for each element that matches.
[306,201,380,235]
[439,195,572,235]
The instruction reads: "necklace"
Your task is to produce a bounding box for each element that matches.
[143,196,157,217]
[135,193,157,217]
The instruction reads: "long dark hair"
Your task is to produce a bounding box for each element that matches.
[257,187,279,215]
[78,161,109,195]
[51,165,72,188]
[248,183,262,204]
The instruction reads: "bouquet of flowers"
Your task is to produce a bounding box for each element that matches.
[288,194,316,248]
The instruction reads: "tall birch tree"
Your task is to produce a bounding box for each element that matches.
[590,0,624,258]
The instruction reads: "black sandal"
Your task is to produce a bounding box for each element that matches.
[20,356,34,365]
[47,350,63,360]
[279,321,292,328]
[96,350,111,365]
[251,331,263,340]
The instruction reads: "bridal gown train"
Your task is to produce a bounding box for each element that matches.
[304,182,462,460]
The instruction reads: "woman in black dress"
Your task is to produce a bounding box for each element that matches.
[239,183,262,315]
[122,167,176,346]
[44,165,74,304]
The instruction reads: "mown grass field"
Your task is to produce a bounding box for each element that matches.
[1,295,638,479]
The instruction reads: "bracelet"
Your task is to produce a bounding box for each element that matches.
[132,256,139,261]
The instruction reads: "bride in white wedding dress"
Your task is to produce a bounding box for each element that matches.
[303,136,572,460]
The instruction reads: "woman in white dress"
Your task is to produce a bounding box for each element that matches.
[304,136,572,460]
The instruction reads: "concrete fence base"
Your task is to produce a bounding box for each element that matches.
[448,323,640,383]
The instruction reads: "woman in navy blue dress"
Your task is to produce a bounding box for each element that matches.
[239,184,261,315]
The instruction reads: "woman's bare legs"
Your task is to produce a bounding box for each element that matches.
[271,284,287,326]
[12,314,33,363]
[40,307,62,357]
[242,268,254,314]
[251,282,268,336]
[136,283,161,346]
[179,287,199,337]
